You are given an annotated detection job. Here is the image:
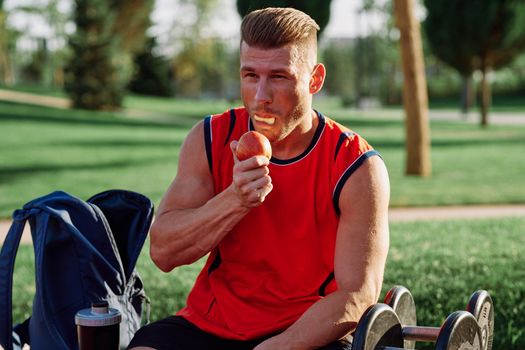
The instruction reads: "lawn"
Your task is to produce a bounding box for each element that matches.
[9,217,525,349]
[2,94,525,219]
[2,91,524,348]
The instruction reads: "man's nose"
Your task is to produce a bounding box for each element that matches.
[255,79,272,104]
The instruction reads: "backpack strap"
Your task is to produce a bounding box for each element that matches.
[0,209,31,350]
[31,212,71,349]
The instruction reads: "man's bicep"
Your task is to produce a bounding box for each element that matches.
[334,156,390,294]
[158,121,215,214]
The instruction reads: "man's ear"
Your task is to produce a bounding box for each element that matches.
[309,63,326,94]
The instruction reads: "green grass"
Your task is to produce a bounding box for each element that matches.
[8,217,525,349]
[384,217,525,349]
[1,95,525,219]
[319,103,525,207]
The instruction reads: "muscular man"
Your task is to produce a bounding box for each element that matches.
[129,7,390,350]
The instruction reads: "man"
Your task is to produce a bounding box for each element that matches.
[129,7,390,350]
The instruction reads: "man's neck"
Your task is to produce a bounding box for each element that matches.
[271,110,319,160]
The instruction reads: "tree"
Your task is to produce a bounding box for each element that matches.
[172,38,232,98]
[112,0,153,55]
[394,0,432,177]
[357,0,403,106]
[236,0,332,37]
[129,37,174,97]
[65,0,153,110]
[65,0,122,109]
[423,0,525,126]
[322,41,356,106]
[0,0,13,85]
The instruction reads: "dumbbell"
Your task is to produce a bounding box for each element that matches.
[352,304,482,350]
[352,286,494,350]
[383,286,494,349]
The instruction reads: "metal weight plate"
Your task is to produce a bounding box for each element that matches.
[352,303,404,350]
[466,290,494,350]
[383,286,417,349]
[435,311,483,350]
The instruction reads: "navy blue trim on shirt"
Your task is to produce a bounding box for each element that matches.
[334,131,355,162]
[223,109,236,146]
[332,150,381,216]
[208,250,221,275]
[204,115,213,173]
[271,111,326,165]
[318,271,335,296]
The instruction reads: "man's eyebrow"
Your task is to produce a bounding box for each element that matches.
[240,66,292,74]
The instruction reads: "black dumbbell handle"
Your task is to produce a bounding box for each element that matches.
[402,325,440,342]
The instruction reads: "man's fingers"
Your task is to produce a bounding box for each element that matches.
[235,174,272,196]
[230,141,272,207]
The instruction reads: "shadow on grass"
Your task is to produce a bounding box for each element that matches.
[370,137,525,149]
[0,156,173,184]
[0,101,194,129]
[50,139,183,148]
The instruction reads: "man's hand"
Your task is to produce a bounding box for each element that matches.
[230,140,273,207]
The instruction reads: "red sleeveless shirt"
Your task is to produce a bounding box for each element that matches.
[177,107,379,340]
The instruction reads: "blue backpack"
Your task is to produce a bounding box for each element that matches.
[0,190,154,350]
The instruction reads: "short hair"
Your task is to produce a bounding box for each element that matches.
[240,7,320,58]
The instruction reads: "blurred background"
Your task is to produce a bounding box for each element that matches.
[1,1,525,349]
[1,0,524,114]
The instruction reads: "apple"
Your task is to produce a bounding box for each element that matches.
[236,131,272,161]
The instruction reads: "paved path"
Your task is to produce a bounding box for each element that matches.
[2,205,524,246]
[0,88,70,109]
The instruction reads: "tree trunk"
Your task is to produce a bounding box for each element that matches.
[480,66,491,127]
[394,0,432,177]
[460,74,474,115]
[0,10,14,85]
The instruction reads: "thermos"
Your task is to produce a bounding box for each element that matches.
[75,301,121,350]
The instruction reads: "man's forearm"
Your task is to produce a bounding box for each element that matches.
[256,290,374,350]
[150,184,249,271]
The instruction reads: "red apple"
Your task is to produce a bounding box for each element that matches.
[236,131,272,161]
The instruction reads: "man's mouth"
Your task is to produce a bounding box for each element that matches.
[254,114,275,125]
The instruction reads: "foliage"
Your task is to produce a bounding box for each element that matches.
[112,0,153,55]
[236,0,332,37]
[163,0,239,99]
[0,7,11,84]
[424,0,525,73]
[423,0,525,125]
[321,41,356,106]
[128,37,174,97]
[65,0,124,109]
[172,38,236,99]
[321,35,402,107]
[65,0,153,110]
[7,1,73,87]
[6,217,525,349]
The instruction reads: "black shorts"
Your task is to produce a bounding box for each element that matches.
[128,316,351,350]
